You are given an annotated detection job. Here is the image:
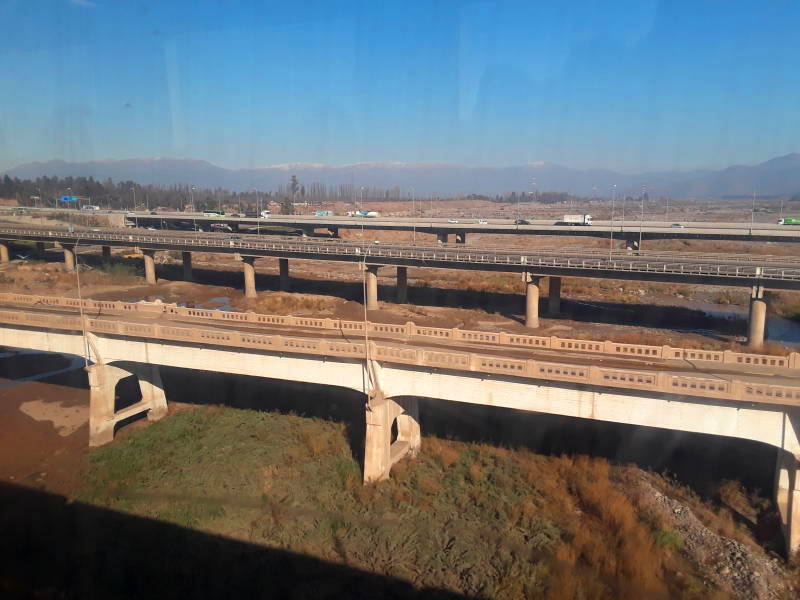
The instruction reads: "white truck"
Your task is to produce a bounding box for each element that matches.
[559,214,592,226]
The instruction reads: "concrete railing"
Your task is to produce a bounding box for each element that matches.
[0,292,794,371]
[0,306,797,408]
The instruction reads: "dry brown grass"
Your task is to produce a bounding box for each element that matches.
[238,292,341,315]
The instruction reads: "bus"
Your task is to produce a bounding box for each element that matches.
[778,217,800,225]
[203,209,225,217]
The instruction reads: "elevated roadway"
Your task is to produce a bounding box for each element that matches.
[0,301,797,552]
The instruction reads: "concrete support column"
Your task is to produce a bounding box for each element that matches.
[436,232,448,244]
[101,245,111,266]
[455,232,467,244]
[35,242,46,257]
[775,448,800,555]
[63,247,76,272]
[279,257,290,291]
[87,362,169,447]
[132,363,168,421]
[364,264,379,310]
[748,285,767,349]
[548,276,562,316]
[523,272,541,328]
[143,250,156,285]
[396,266,408,304]
[0,243,9,264]
[242,256,257,299]
[363,393,421,483]
[182,251,192,281]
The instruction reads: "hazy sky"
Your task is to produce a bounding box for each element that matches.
[1,0,798,172]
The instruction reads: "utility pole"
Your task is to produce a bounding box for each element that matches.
[639,185,645,251]
[609,184,616,260]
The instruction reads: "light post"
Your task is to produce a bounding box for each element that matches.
[190,186,196,232]
[609,184,617,259]
[751,191,756,226]
[131,187,138,228]
[639,185,645,251]
[410,187,416,244]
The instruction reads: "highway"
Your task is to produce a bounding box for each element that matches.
[7,206,800,243]
[2,224,800,289]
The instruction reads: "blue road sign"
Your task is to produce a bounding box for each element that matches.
[60,195,78,202]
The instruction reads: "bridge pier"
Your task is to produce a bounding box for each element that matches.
[523,272,541,328]
[455,232,466,244]
[364,394,420,482]
[775,444,800,555]
[436,232,448,244]
[87,362,168,447]
[748,285,767,349]
[0,243,8,264]
[35,242,45,257]
[363,264,380,310]
[101,245,111,267]
[63,246,75,272]
[396,266,408,304]
[548,276,562,316]
[143,250,157,285]
[242,256,257,298]
[182,251,192,281]
[279,258,290,291]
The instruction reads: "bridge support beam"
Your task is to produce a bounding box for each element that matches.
[396,266,408,304]
[455,232,466,244]
[363,264,380,310]
[63,246,75,272]
[748,285,767,349]
[523,272,541,328]
[0,243,8,264]
[35,242,45,257]
[436,232,448,244]
[548,276,562,316]
[182,251,192,281]
[364,394,420,483]
[279,258,290,291]
[143,250,157,285]
[87,362,168,447]
[242,256,257,299]
[101,245,111,267]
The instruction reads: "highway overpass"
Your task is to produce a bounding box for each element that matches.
[6,206,800,245]
[0,300,797,553]
[0,224,792,347]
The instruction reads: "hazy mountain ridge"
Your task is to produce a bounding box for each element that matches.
[5,154,800,197]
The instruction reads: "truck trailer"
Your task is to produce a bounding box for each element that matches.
[559,214,593,226]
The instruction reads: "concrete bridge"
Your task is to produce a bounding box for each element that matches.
[0,302,798,553]
[0,224,792,347]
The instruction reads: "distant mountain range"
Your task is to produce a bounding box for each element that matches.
[4,154,800,198]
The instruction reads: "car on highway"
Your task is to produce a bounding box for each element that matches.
[448,219,459,223]
[150,211,158,215]
[478,219,488,225]
[670,223,685,228]
[514,219,530,225]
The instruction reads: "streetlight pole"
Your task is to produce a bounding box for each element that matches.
[609,184,616,259]
[751,191,756,226]
[639,185,645,251]
[190,186,196,232]
[411,187,416,244]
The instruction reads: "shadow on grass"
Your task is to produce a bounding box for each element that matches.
[0,481,471,600]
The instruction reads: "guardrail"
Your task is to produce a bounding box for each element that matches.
[0,306,797,407]
[1,226,800,282]
[0,292,795,371]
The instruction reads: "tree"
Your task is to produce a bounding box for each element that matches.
[280,196,294,215]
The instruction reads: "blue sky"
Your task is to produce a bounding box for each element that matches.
[1,0,798,172]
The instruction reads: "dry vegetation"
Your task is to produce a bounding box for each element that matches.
[80,406,795,599]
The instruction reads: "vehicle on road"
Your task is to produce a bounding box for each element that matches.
[514,219,530,225]
[558,214,592,226]
[209,223,234,233]
[81,205,100,211]
[346,210,381,218]
[260,210,271,218]
[778,218,800,225]
[150,210,158,215]
[670,223,685,228]
[478,219,488,224]
[315,210,333,217]
[203,209,225,217]
[448,219,459,223]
